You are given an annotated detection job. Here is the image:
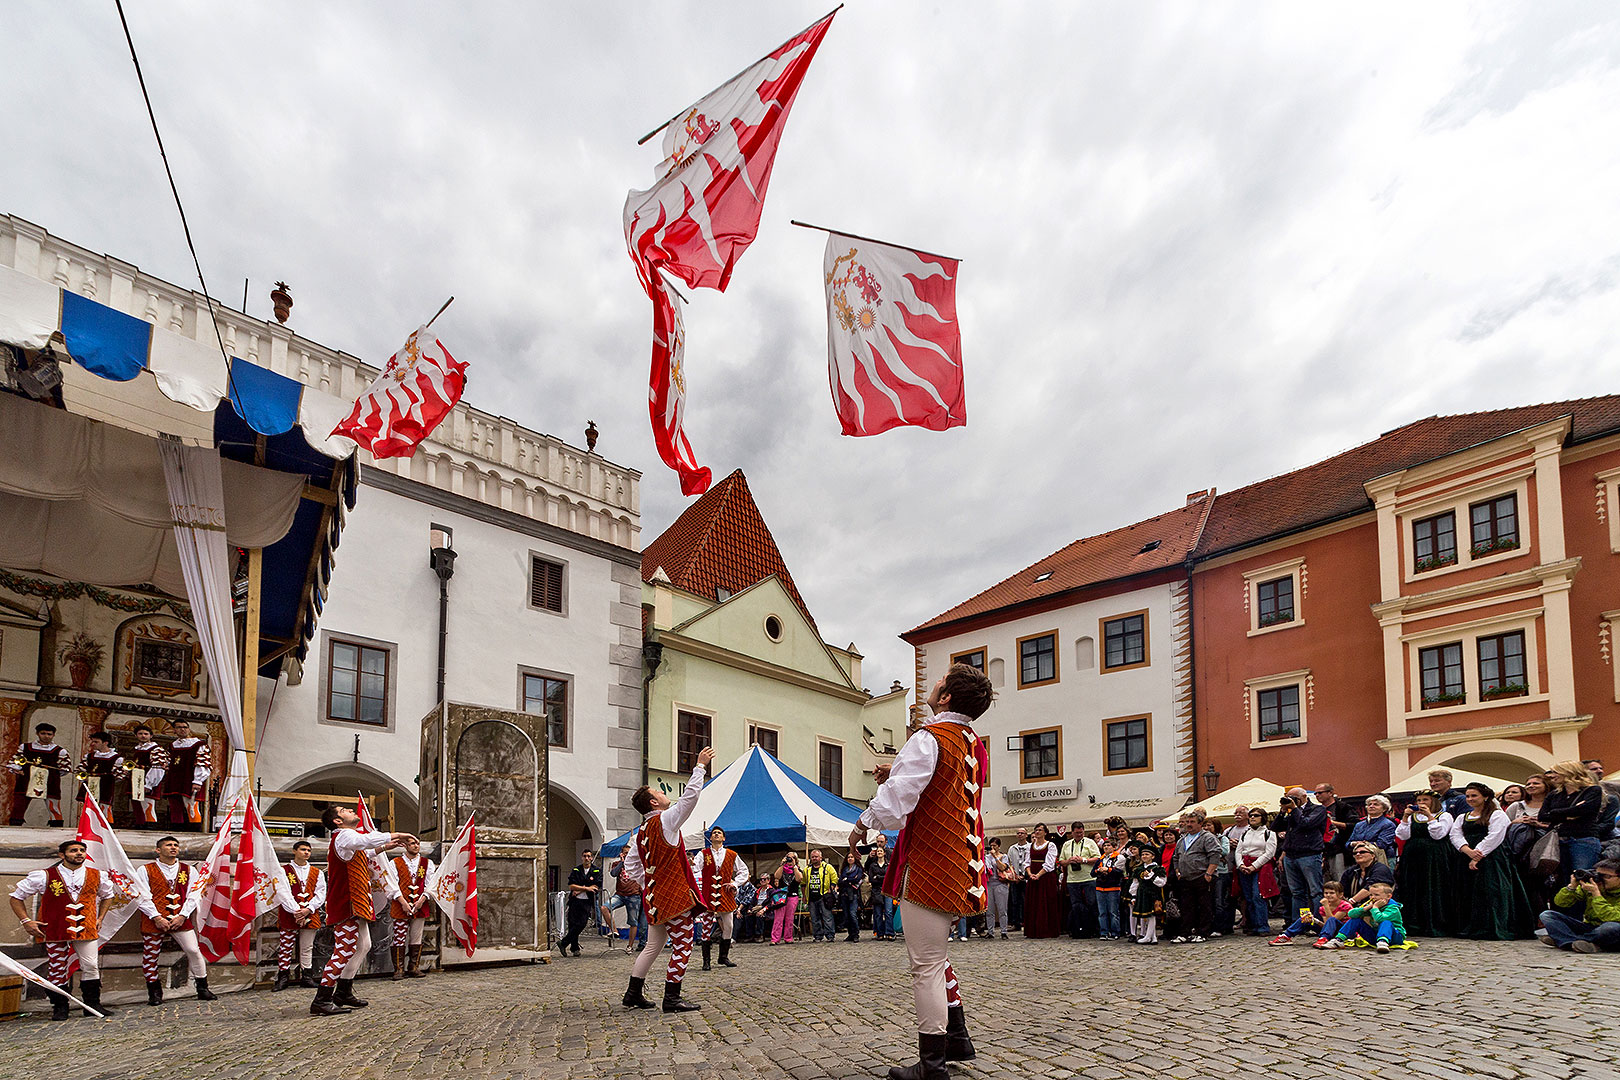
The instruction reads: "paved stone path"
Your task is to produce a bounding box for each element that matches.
[2,934,1615,1079]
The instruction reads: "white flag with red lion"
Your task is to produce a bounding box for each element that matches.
[425,815,478,957]
[76,792,150,942]
[331,325,467,459]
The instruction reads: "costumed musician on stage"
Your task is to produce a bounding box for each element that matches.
[693,825,747,971]
[621,744,714,1014]
[127,724,169,828]
[851,663,994,1080]
[77,731,127,808]
[9,839,119,1020]
[390,835,436,980]
[137,835,217,1004]
[312,804,414,1016]
[8,721,71,826]
[274,839,325,992]
[158,719,210,831]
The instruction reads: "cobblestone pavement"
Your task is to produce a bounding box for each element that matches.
[3,934,1617,1080]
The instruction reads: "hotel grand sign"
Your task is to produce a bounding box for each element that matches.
[1003,781,1079,805]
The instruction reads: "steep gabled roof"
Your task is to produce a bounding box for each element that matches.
[641,469,817,633]
[1194,396,1620,560]
[905,494,1214,639]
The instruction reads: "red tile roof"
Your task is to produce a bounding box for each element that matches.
[1195,396,1620,560]
[641,469,818,633]
[904,494,1215,638]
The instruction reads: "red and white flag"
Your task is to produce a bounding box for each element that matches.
[75,793,150,942]
[331,325,467,459]
[356,792,402,899]
[193,805,238,962]
[0,950,102,1017]
[626,9,837,494]
[822,232,965,436]
[424,815,478,957]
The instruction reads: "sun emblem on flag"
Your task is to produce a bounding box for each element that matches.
[666,108,719,173]
[434,872,460,901]
[386,334,423,383]
[827,248,883,336]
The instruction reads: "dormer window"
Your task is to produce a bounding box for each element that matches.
[1138,540,1161,554]
[1033,571,1053,583]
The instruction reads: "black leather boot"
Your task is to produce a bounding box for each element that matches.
[81,979,112,1017]
[661,980,700,1013]
[194,977,217,1001]
[622,975,656,1009]
[718,939,737,967]
[50,985,70,1021]
[887,1033,949,1080]
[945,1005,976,1061]
[407,944,427,977]
[297,966,318,989]
[701,940,712,970]
[309,986,352,1017]
[272,969,290,992]
[332,978,369,1008]
[147,979,164,1005]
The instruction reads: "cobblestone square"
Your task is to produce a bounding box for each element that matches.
[2,935,1615,1080]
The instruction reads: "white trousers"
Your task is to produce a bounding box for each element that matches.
[341,922,372,979]
[898,900,952,1035]
[168,928,207,977]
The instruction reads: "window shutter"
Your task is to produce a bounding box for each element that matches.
[531,558,564,611]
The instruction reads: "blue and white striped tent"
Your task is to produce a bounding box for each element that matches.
[601,745,889,856]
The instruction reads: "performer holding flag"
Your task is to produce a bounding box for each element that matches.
[8,839,119,1020]
[314,803,413,1016]
[851,664,994,1080]
[389,836,436,980]
[621,745,714,1013]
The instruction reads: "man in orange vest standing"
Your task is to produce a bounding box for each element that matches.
[621,744,714,1014]
[390,835,436,980]
[274,839,324,992]
[693,825,747,970]
[851,664,994,1080]
[8,839,119,1020]
[136,835,216,1005]
[313,804,414,1016]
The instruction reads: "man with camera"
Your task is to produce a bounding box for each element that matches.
[1277,787,1329,928]
[1539,859,1620,952]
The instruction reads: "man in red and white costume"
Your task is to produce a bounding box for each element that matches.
[312,804,413,1016]
[126,724,168,828]
[137,835,216,1005]
[274,839,325,992]
[389,835,436,980]
[851,664,994,1080]
[621,745,713,1014]
[159,719,210,831]
[8,721,71,826]
[692,825,747,971]
[77,731,127,809]
[9,839,119,1019]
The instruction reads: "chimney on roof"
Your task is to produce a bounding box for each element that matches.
[1186,489,1211,505]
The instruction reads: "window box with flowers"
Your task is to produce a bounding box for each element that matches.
[1470,537,1520,559]
[1421,690,1467,709]
[1258,609,1295,629]
[1414,553,1458,574]
[1481,681,1528,701]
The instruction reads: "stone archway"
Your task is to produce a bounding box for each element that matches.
[267,760,420,832]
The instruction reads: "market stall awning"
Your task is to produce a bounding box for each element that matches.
[1174,777,1288,824]
[1383,766,1522,798]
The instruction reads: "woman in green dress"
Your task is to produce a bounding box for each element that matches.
[1394,791,1462,936]
[1448,783,1535,939]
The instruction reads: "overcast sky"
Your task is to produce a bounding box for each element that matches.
[5,3,1619,692]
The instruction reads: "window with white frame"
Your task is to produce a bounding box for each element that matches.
[1413,512,1458,573]
[1246,669,1309,747]
[1243,559,1305,635]
[1402,618,1542,716]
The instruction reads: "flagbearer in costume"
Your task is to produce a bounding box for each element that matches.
[693,826,747,971]
[852,664,994,1080]
[8,722,71,826]
[77,732,127,809]
[159,719,210,831]
[314,804,413,1016]
[127,724,168,828]
[390,836,436,980]
[275,839,325,991]
[622,745,714,1014]
[137,835,216,1004]
[9,839,119,1020]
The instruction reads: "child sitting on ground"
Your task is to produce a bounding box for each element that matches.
[1328,881,1405,953]
[1268,880,1352,946]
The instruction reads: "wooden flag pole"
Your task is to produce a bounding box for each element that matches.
[426,296,455,328]
[635,5,844,146]
[789,220,962,264]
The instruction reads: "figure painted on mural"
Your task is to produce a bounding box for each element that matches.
[8,721,71,826]
[8,839,119,1020]
[693,825,748,971]
[77,731,126,808]
[312,804,414,1016]
[158,719,210,832]
[137,835,216,1005]
[126,724,169,829]
[851,663,995,1080]
[390,835,437,980]
[275,839,325,992]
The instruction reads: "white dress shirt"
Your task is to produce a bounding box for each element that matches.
[1449,809,1509,856]
[857,712,974,832]
[692,844,750,887]
[136,859,200,919]
[1395,812,1454,841]
[11,864,117,901]
[622,763,706,888]
[279,861,327,914]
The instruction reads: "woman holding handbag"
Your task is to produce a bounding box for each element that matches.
[1234,808,1277,936]
[985,837,1013,939]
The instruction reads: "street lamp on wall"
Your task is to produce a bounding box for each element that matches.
[429,524,456,705]
[1202,764,1221,794]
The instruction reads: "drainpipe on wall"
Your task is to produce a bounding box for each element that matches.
[640,639,664,785]
[429,525,457,705]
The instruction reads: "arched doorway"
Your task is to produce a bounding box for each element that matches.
[545,784,602,893]
[266,761,421,833]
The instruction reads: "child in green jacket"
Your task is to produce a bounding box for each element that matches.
[1328,882,1405,953]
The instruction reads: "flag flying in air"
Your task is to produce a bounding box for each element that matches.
[331,325,468,458]
[356,791,402,899]
[76,792,151,942]
[822,231,965,437]
[425,815,478,957]
[192,792,295,964]
[625,8,838,494]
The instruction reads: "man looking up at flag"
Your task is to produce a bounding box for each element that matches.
[314,804,413,1016]
[621,745,714,1014]
[851,664,994,1080]
[137,835,215,1005]
[9,839,119,1020]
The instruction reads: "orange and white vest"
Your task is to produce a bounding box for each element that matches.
[140,861,191,934]
[326,831,374,922]
[638,811,703,925]
[700,848,739,913]
[884,721,988,916]
[38,865,101,941]
[278,864,324,931]
[389,855,430,920]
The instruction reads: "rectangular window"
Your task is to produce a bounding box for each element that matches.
[522,673,570,747]
[818,741,843,796]
[951,648,986,671]
[1413,511,1458,572]
[676,710,712,773]
[1478,631,1527,699]
[1102,612,1148,671]
[1104,717,1150,774]
[1256,577,1295,627]
[530,556,566,613]
[1418,643,1464,707]
[1256,685,1301,742]
[1021,727,1061,781]
[327,639,388,726]
[1468,494,1519,557]
[1016,632,1057,687]
[747,723,779,757]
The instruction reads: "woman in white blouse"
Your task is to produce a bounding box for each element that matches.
[1233,808,1277,935]
[1447,783,1534,939]
[1393,791,1457,936]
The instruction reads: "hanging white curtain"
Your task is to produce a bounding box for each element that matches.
[158,440,250,810]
